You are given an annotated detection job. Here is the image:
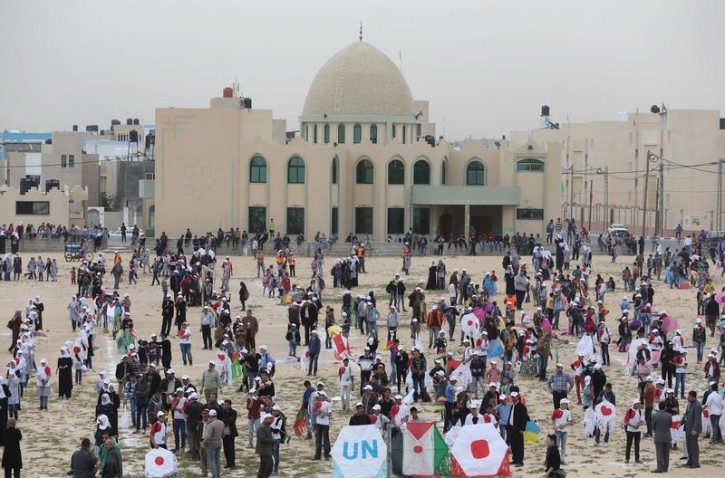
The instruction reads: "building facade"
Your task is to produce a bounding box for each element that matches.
[154,40,561,241]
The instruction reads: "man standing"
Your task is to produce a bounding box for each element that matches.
[199,306,215,351]
[338,358,354,411]
[547,363,574,409]
[220,399,238,470]
[70,438,100,477]
[692,318,707,363]
[307,331,321,376]
[705,381,723,444]
[652,401,672,473]
[201,362,222,403]
[623,399,644,464]
[682,390,703,469]
[313,391,332,461]
[203,408,224,478]
[256,413,274,478]
[509,391,528,468]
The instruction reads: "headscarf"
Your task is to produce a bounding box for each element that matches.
[59,347,69,358]
[97,414,111,430]
[100,393,111,406]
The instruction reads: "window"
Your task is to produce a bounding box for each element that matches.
[61,155,67,168]
[516,158,545,172]
[353,124,362,144]
[287,156,305,184]
[356,159,374,184]
[370,124,378,144]
[68,155,74,167]
[516,208,545,220]
[248,207,266,233]
[286,207,305,234]
[313,124,318,144]
[324,124,330,144]
[466,160,485,186]
[145,172,156,180]
[413,208,431,234]
[331,157,338,184]
[387,208,405,234]
[441,160,447,185]
[355,207,373,234]
[402,125,407,144]
[413,160,430,185]
[388,159,405,185]
[392,125,396,139]
[337,124,346,144]
[331,207,338,235]
[16,201,49,215]
[249,155,267,183]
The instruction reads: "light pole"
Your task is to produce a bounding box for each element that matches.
[718,157,725,232]
[641,151,659,239]
[597,166,609,230]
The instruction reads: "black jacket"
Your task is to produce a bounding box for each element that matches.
[510,401,529,432]
[219,407,239,438]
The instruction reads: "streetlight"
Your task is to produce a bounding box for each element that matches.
[597,166,609,230]
[642,150,659,239]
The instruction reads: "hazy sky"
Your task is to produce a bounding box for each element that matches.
[2,0,724,140]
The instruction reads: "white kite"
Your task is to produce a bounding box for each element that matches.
[144,447,178,477]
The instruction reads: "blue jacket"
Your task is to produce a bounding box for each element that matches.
[309,335,321,355]
[497,401,512,425]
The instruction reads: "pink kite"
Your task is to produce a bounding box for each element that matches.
[661,316,679,334]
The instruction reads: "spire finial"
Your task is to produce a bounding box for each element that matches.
[359,21,363,41]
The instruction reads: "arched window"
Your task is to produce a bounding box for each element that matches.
[441,159,448,185]
[249,155,267,183]
[466,160,485,186]
[356,159,374,184]
[337,124,346,144]
[331,156,338,184]
[323,124,330,144]
[517,158,545,172]
[413,160,430,185]
[370,124,378,144]
[388,159,405,185]
[287,156,305,184]
[313,124,318,144]
[353,124,362,144]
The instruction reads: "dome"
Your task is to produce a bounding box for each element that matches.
[301,41,416,119]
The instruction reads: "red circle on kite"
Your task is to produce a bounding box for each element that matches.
[154,456,164,466]
[704,410,710,418]
[413,445,423,454]
[470,439,490,459]
[467,320,473,326]
[601,406,612,416]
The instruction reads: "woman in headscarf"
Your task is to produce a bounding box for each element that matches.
[57,347,73,398]
[94,414,112,455]
[426,261,437,290]
[36,358,51,410]
[0,376,9,446]
[1,417,22,478]
[6,367,20,421]
[96,394,118,437]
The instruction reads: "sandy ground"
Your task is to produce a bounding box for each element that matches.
[2,247,722,478]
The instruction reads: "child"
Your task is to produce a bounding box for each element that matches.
[70,267,77,285]
[552,398,572,464]
[74,349,84,385]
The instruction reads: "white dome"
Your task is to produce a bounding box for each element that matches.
[301,41,416,119]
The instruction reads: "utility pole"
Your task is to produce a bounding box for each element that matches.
[588,179,593,231]
[597,166,609,230]
[642,152,651,239]
[658,160,664,237]
[718,158,725,232]
[569,166,574,221]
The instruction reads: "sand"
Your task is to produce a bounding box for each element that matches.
[3,247,721,478]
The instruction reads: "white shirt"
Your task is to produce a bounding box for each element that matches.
[707,390,724,416]
[552,408,572,431]
[339,366,354,387]
[448,284,457,299]
[394,404,409,428]
[172,396,187,420]
[625,408,643,432]
[316,400,332,426]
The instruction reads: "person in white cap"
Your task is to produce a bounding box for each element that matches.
[200,306,216,350]
[704,380,723,444]
[150,410,168,449]
[313,391,332,460]
[203,408,225,478]
[552,398,572,464]
[256,412,275,477]
[509,391,528,467]
[624,399,644,464]
[547,363,574,409]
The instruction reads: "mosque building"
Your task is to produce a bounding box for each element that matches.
[154,37,561,241]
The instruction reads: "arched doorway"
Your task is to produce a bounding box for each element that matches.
[438,213,453,237]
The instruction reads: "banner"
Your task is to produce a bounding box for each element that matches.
[331,425,387,478]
